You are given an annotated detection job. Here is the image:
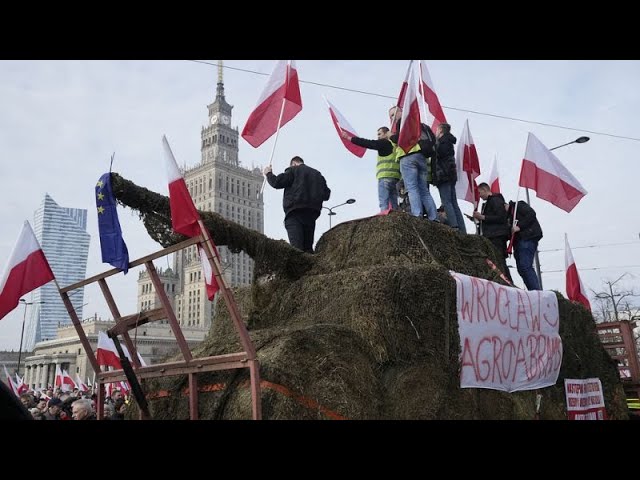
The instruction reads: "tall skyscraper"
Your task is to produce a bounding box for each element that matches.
[25,194,90,350]
[137,62,264,331]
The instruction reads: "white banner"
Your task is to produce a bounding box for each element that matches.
[564,378,606,420]
[450,271,562,392]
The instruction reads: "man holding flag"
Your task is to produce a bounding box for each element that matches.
[506,200,543,290]
[264,156,331,253]
[341,127,400,212]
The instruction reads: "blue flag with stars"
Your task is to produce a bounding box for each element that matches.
[96,173,129,274]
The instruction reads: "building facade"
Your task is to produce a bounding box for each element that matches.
[22,316,207,389]
[24,194,90,350]
[137,63,264,330]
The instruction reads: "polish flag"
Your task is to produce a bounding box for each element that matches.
[519,133,587,212]
[15,373,28,395]
[565,234,591,310]
[75,374,89,392]
[0,221,55,321]
[398,65,421,154]
[163,135,220,299]
[54,364,69,391]
[3,365,18,396]
[455,120,481,206]
[163,135,201,238]
[325,98,366,158]
[417,60,447,132]
[241,60,302,148]
[96,331,147,370]
[61,369,77,391]
[488,155,501,193]
[392,60,414,134]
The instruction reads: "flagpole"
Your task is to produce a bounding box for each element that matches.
[525,187,543,289]
[506,187,521,256]
[259,61,292,197]
[417,60,429,126]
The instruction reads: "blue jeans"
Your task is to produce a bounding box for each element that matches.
[399,153,437,219]
[378,178,399,211]
[514,238,541,290]
[437,181,466,234]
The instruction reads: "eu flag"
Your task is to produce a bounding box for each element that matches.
[96,173,129,274]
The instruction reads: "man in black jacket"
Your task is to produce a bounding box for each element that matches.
[433,123,466,233]
[265,156,331,253]
[506,200,543,290]
[473,182,513,283]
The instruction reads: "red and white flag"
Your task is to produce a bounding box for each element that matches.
[241,60,302,148]
[54,364,64,391]
[61,369,77,391]
[96,331,146,369]
[75,374,89,392]
[0,221,55,321]
[519,133,587,212]
[163,135,220,299]
[163,136,201,238]
[3,364,18,396]
[325,98,366,158]
[417,60,447,132]
[565,234,591,310]
[15,373,28,395]
[488,154,501,193]
[398,65,421,154]
[392,60,414,134]
[455,120,481,206]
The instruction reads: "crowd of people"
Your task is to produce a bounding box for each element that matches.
[265,105,543,291]
[17,386,129,420]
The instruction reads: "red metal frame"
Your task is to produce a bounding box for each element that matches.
[57,234,262,420]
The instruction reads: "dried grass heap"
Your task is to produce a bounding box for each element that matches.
[112,174,629,420]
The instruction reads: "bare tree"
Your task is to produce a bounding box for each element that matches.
[590,273,639,323]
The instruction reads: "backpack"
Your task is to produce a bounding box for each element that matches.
[418,123,436,157]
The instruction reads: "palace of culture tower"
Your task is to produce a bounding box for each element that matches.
[136,62,264,332]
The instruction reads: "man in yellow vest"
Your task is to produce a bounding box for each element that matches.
[341,127,400,211]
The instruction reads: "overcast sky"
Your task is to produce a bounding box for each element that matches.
[1,60,638,350]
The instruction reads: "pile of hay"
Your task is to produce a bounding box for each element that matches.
[113,175,629,420]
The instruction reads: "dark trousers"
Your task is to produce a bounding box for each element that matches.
[488,235,513,283]
[284,208,320,253]
[514,238,541,290]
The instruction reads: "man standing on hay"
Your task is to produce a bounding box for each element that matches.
[264,156,331,253]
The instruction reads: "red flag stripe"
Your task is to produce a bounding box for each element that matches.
[167,178,201,237]
[565,234,591,310]
[566,264,591,310]
[328,107,366,158]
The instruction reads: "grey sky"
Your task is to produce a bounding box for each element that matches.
[0,60,638,350]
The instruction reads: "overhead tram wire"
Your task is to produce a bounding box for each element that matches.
[187,60,640,144]
[539,240,640,253]
[543,264,640,274]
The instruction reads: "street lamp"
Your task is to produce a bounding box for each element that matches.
[323,198,356,229]
[529,136,590,289]
[17,299,45,376]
